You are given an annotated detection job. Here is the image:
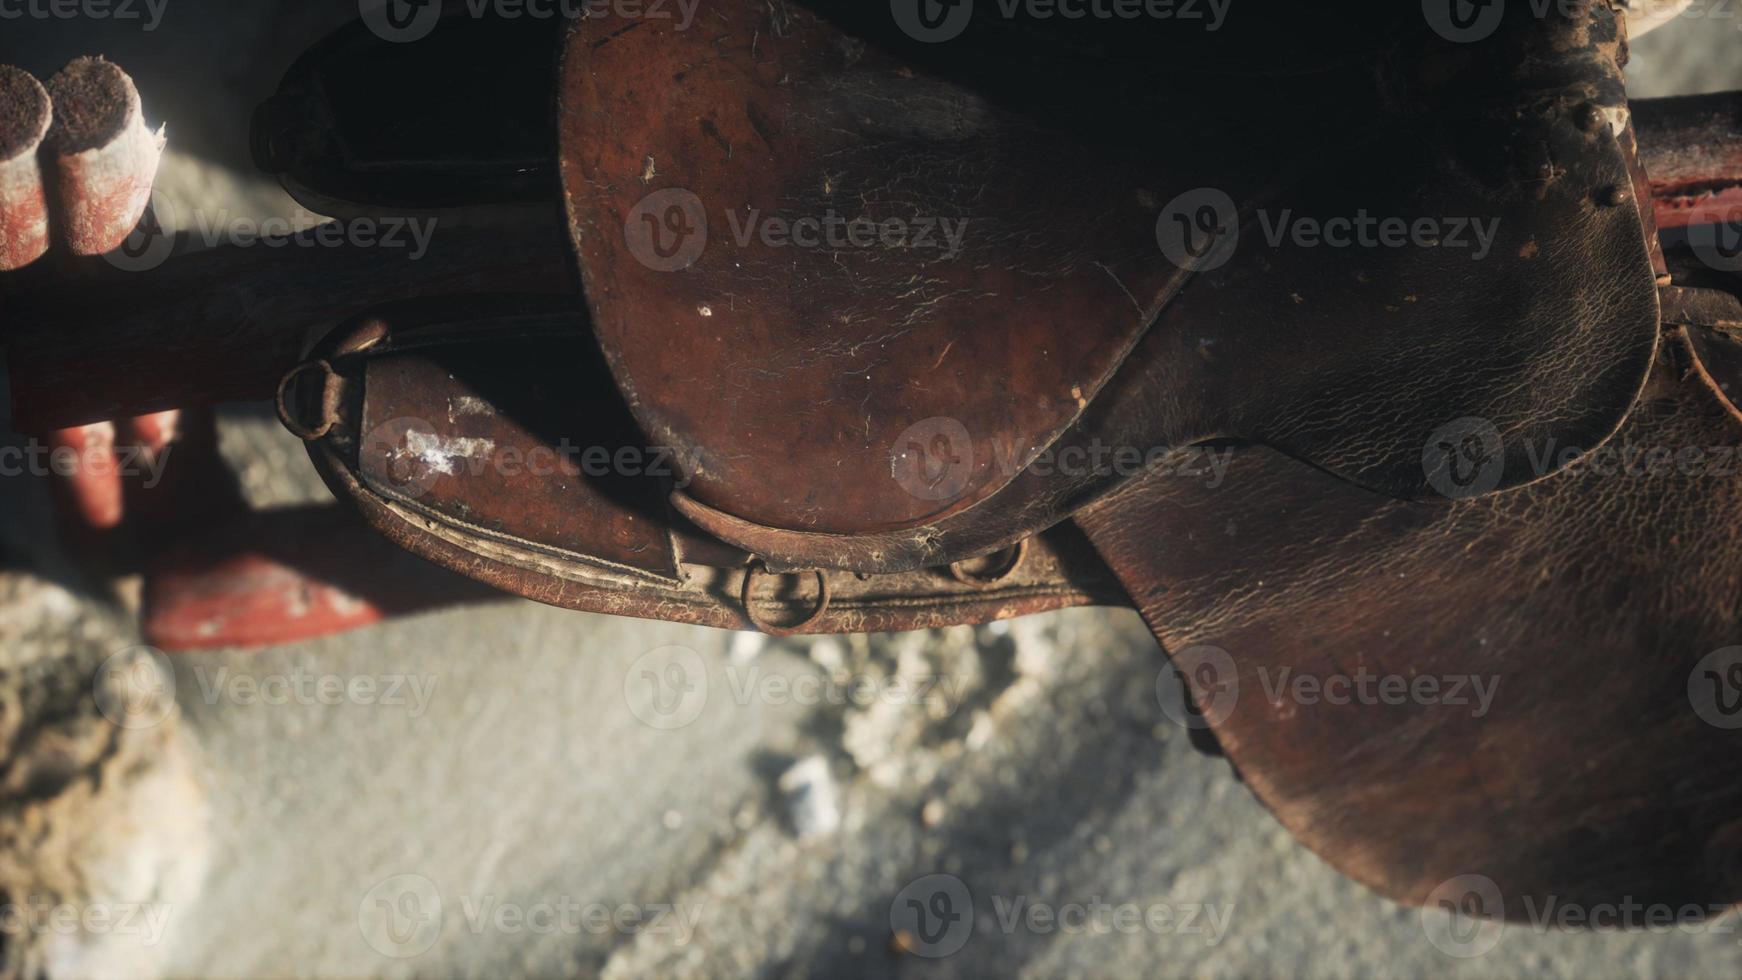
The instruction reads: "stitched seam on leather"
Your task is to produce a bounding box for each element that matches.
[376,492,685,587]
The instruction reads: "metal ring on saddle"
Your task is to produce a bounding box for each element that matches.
[948,538,1029,587]
[741,562,831,636]
[276,359,340,441]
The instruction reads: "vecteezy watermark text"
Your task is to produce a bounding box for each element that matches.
[1256,667,1500,718]
[890,418,1232,504]
[91,646,440,730]
[622,645,962,730]
[1156,188,1502,273]
[891,0,1231,44]
[990,895,1234,943]
[0,0,167,30]
[888,874,1234,958]
[365,417,700,502]
[191,666,438,719]
[624,188,970,272]
[0,898,172,947]
[722,209,969,259]
[0,439,170,488]
[455,896,701,943]
[357,874,701,959]
[1425,0,1742,45]
[1155,646,1503,732]
[361,0,701,43]
[107,193,438,272]
[1423,414,1742,500]
[1255,209,1500,261]
[1421,873,1742,958]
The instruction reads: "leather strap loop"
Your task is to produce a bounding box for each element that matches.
[276,359,340,442]
[741,562,831,636]
[948,538,1029,587]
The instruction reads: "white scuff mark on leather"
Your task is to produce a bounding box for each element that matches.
[1599,104,1631,140]
[448,395,492,421]
[404,431,496,475]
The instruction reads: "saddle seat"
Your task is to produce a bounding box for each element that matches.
[561,0,1661,574]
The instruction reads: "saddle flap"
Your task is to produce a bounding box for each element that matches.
[284,299,687,584]
[282,298,1127,632]
[1075,347,1742,913]
[1665,284,1742,420]
[355,334,684,581]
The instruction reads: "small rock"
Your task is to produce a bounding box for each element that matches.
[728,631,766,667]
[778,755,841,838]
[806,637,846,673]
[921,798,947,827]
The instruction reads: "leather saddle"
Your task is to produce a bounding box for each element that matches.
[269,1,1742,919]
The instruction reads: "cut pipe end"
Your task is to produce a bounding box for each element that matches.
[43,56,164,258]
[0,64,52,271]
[0,65,51,162]
[45,56,139,155]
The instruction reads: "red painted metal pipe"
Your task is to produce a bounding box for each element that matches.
[143,506,502,650]
[1635,92,1742,232]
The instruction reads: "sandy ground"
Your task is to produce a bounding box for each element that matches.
[3,6,1742,978]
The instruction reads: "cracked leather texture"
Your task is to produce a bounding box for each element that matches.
[1076,351,1742,914]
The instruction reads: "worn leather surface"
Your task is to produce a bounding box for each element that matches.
[294,302,1125,632]
[562,2,1661,574]
[563,0,1199,537]
[253,10,560,216]
[1075,347,1742,913]
[1662,280,1742,418]
[357,327,684,581]
[261,0,1742,919]
[1683,323,1742,419]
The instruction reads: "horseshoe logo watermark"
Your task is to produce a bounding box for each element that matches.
[625,188,709,272]
[360,0,444,42]
[1688,200,1742,274]
[890,874,974,957]
[1690,646,1742,729]
[891,417,975,503]
[624,645,709,730]
[1421,874,1505,957]
[1157,644,1239,730]
[103,187,177,272]
[92,645,178,730]
[891,0,974,42]
[1423,417,1505,499]
[1422,0,1506,43]
[358,874,444,958]
[1156,187,1239,273]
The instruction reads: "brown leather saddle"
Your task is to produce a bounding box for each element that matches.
[269,1,1742,920]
